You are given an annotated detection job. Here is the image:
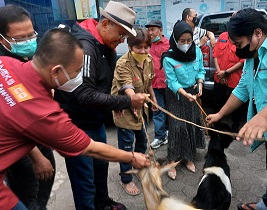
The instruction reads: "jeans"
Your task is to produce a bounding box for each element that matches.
[153,88,168,140]
[65,124,109,210]
[7,146,55,210]
[12,201,28,210]
[117,127,147,184]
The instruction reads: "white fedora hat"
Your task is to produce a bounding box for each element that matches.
[100,1,136,36]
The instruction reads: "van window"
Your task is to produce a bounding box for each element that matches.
[200,11,267,37]
[200,13,233,36]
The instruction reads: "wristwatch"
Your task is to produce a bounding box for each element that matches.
[224,70,230,76]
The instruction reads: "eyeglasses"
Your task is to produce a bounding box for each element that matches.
[177,38,193,45]
[109,22,129,40]
[4,31,38,43]
[118,33,129,40]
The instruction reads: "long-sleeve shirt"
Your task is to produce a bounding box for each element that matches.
[232,37,267,150]
[163,46,206,98]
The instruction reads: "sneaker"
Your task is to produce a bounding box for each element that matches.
[95,197,126,210]
[150,138,168,149]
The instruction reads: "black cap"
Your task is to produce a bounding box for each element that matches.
[145,20,163,28]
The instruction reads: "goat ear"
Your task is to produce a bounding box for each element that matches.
[120,169,139,176]
[160,161,181,174]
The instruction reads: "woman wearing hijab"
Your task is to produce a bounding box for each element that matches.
[162,20,206,179]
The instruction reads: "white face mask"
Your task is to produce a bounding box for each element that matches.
[55,65,83,92]
[177,43,192,53]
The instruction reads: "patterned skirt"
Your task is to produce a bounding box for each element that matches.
[166,87,205,162]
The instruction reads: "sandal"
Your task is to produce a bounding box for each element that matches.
[237,202,257,210]
[122,181,140,196]
[185,161,196,173]
[167,168,176,180]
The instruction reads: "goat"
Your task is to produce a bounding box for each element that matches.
[124,161,203,210]
[192,122,233,210]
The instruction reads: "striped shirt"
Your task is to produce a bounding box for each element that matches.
[193,26,207,47]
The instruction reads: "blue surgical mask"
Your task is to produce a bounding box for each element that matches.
[55,65,83,92]
[0,34,37,58]
[152,36,160,42]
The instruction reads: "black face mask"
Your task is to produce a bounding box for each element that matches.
[192,17,198,26]
[235,43,257,58]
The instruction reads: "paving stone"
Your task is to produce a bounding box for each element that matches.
[47,119,267,210]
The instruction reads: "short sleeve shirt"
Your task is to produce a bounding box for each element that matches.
[0,56,91,209]
[213,32,244,88]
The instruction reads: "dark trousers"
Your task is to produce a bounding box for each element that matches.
[7,146,55,210]
[213,82,243,131]
[117,127,147,184]
[65,124,109,210]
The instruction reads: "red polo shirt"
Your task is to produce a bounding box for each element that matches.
[213,32,244,88]
[150,36,170,89]
[0,56,91,209]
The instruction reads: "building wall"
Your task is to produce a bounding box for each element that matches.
[3,0,267,37]
[4,0,77,36]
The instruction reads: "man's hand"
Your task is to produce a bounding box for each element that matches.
[206,113,222,125]
[216,70,226,79]
[219,78,227,85]
[130,93,150,109]
[199,35,209,47]
[130,152,150,169]
[32,155,54,180]
[236,113,267,145]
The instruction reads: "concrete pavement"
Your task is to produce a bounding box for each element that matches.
[47,122,267,210]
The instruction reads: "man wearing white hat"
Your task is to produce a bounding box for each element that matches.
[54,1,149,210]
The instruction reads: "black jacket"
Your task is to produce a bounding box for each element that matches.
[54,22,131,130]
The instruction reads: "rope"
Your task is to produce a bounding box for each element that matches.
[195,98,209,136]
[145,97,266,141]
[195,98,208,117]
[140,110,156,162]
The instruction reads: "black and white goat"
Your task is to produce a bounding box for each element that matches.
[192,123,233,210]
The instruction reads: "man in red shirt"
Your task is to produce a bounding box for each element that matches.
[145,20,170,149]
[0,28,150,210]
[0,5,55,209]
[212,31,245,132]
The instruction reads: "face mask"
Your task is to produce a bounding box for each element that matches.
[152,36,160,43]
[192,17,198,26]
[0,34,37,58]
[55,65,83,92]
[131,51,148,63]
[177,43,192,53]
[235,43,257,58]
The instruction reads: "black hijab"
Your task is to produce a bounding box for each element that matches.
[161,20,196,65]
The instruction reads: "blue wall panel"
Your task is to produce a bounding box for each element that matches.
[4,0,76,36]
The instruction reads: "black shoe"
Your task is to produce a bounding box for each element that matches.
[95,197,126,210]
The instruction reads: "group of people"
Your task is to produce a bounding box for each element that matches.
[0,2,150,210]
[1,1,267,210]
